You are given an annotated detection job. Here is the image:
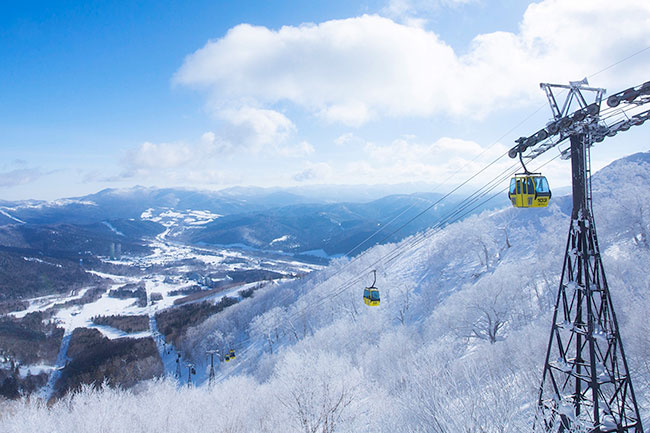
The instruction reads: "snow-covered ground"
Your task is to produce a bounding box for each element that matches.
[39,331,72,401]
[22,257,62,267]
[17,364,55,378]
[4,220,324,400]
[140,208,222,227]
[9,288,92,319]
[49,283,146,338]
[0,208,26,224]
[102,221,124,236]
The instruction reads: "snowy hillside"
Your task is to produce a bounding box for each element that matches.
[1,152,650,432]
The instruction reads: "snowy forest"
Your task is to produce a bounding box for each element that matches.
[1,152,649,432]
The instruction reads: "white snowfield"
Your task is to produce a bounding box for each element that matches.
[270,235,291,244]
[102,221,124,236]
[22,257,62,267]
[52,284,146,337]
[9,288,92,319]
[3,198,96,212]
[18,364,55,377]
[0,208,26,224]
[140,208,222,227]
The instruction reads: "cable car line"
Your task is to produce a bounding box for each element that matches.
[205,55,649,393]
[250,46,650,325]
[259,54,650,336]
[223,150,521,334]
[587,45,650,80]
[214,173,534,385]
[215,169,540,384]
[221,151,551,348]
[211,150,561,386]
[233,156,534,339]
[337,88,557,262]
[271,156,548,325]
[210,58,648,382]
[213,158,519,362]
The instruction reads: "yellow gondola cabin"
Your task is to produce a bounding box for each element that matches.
[363,287,380,306]
[363,270,380,306]
[508,174,551,208]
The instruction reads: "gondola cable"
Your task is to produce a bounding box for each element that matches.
[214,152,563,384]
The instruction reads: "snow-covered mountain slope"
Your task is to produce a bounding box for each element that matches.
[186,191,505,255]
[2,152,650,432]
[0,185,504,257]
[0,187,308,225]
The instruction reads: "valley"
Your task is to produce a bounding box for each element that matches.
[0,214,325,400]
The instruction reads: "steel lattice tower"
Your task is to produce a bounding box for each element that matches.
[207,349,218,385]
[532,82,643,433]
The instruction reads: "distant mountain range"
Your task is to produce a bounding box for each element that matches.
[186,192,495,255]
[0,183,467,224]
[0,186,310,225]
[0,185,511,257]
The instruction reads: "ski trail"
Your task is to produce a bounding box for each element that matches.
[148,312,181,379]
[40,330,72,401]
[146,281,189,385]
[145,228,196,386]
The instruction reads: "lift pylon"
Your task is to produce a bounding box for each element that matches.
[206,349,219,385]
[523,81,644,432]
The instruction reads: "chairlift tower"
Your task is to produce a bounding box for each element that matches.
[508,78,650,432]
[186,362,195,387]
[206,349,219,385]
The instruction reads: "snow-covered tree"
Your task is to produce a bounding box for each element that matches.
[273,351,362,433]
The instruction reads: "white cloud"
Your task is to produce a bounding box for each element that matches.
[292,162,333,182]
[121,133,232,179]
[364,136,505,165]
[318,100,372,126]
[175,1,650,126]
[334,132,367,147]
[311,135,516,186]
[0,168,47,187]
[277,141,315,157]
[129,141,195,169]
[175,15,457,125]
[219,106,296,150]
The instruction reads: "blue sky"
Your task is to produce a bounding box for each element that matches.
[1,0,649,200]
